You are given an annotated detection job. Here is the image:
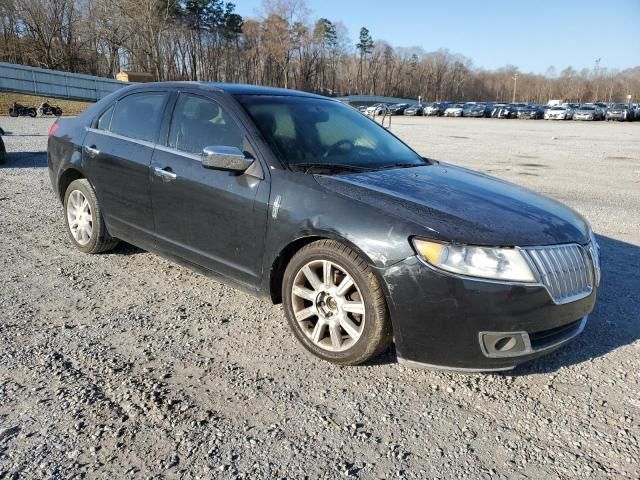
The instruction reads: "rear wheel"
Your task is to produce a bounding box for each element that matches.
[28,108,37,118]
[63,179,118,254]
[282,240,392,365]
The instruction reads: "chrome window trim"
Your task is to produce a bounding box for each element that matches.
[154,144,202,162]
[86,127,156,149]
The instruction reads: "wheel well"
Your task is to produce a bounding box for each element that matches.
[58,168,84,202]
[268,235,381,305]
[269,236,324,304]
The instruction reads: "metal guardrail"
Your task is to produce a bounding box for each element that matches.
[0,62,129,102]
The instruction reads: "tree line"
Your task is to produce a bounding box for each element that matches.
[1,0,639,104]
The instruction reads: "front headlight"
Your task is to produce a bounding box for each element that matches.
[412,239,536,282]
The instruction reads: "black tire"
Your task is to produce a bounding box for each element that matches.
[63,179,118,254]
[54,107,62,117]
[28,108,37,118]
[9,108,18,117]
[282,239,392,365]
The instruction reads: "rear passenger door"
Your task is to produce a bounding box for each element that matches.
[150,91,269,288]
[83,91,169,244]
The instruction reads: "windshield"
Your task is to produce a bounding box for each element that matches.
[236,95,426,170]
[580,106,595,110]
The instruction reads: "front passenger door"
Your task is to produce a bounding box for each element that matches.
[150,92,269,288]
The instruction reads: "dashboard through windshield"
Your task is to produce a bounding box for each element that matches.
[235,95,426,171]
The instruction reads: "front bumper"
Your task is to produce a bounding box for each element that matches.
[380,256,597,371]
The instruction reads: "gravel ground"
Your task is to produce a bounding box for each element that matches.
[0,116,638,479]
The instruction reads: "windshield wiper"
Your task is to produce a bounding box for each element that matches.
[294,163,372,174]
[375,162,425,170]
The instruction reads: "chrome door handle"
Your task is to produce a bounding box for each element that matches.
[153,166,177,182]
[85,145,100,157]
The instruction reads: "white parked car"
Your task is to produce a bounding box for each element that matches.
[443,104,464,117]
[544,106,574,120]
[365,103,389,116]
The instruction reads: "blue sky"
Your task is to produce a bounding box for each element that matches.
[233,0,640,74]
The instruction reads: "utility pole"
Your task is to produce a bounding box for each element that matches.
[593,58,601,102]
[512,73,518,103]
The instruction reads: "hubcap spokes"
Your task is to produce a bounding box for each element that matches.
[66,190,93,246]
[291,260,366,352]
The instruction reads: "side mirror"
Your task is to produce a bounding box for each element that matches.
[202,146,254,172]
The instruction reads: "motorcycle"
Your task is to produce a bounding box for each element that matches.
[38,101,63,117]
[8,102,37,118]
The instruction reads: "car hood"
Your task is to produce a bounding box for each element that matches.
[314,162,589,246]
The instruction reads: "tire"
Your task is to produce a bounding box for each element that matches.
[54,108,62,117]
[282,240,392,365]
[28,108,37,118]
[63,179,119,254]
[9,108,17,117]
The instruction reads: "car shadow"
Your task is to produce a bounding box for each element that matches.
[510,234,640,375]
[111,242,146,256]
[0,151,47,168]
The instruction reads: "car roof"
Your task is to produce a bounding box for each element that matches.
[127,81,328,100]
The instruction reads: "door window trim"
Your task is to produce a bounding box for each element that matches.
[86,127,157,149]
[91,89,170,142]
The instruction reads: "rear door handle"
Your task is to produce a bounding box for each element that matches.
[85,145,100,157]
[153,166,177,182]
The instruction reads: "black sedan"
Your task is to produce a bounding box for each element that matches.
[47,82,600,371]
[491,104,519,118]
[462,103,487,118]
[517,105,544,120]
[388,103,410,115]
[403,104,424,116]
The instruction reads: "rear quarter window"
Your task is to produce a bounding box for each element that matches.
[109,92,168,143]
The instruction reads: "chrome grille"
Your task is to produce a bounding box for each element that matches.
[524,244,594,304]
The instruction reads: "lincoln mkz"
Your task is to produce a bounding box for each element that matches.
[47,83,600,371]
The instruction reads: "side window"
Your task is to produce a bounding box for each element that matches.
[168,93,244,155]
[96,104,114,131]
[110,92,167,143]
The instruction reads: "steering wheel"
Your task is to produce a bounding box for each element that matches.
[325,139,354,157]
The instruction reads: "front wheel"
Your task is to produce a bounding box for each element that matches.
[9,108,17,117]
[282,240,392,365]
[63,179,119,254]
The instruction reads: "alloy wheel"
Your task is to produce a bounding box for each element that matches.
[291,259,366,352]
[66,190,93,245]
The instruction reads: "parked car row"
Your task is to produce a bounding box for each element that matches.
[358,101,639,122]
[8,100,63,117]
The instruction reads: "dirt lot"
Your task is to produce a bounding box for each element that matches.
[0,116,638,479]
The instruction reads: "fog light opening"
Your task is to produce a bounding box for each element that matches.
[494,336,517,352]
